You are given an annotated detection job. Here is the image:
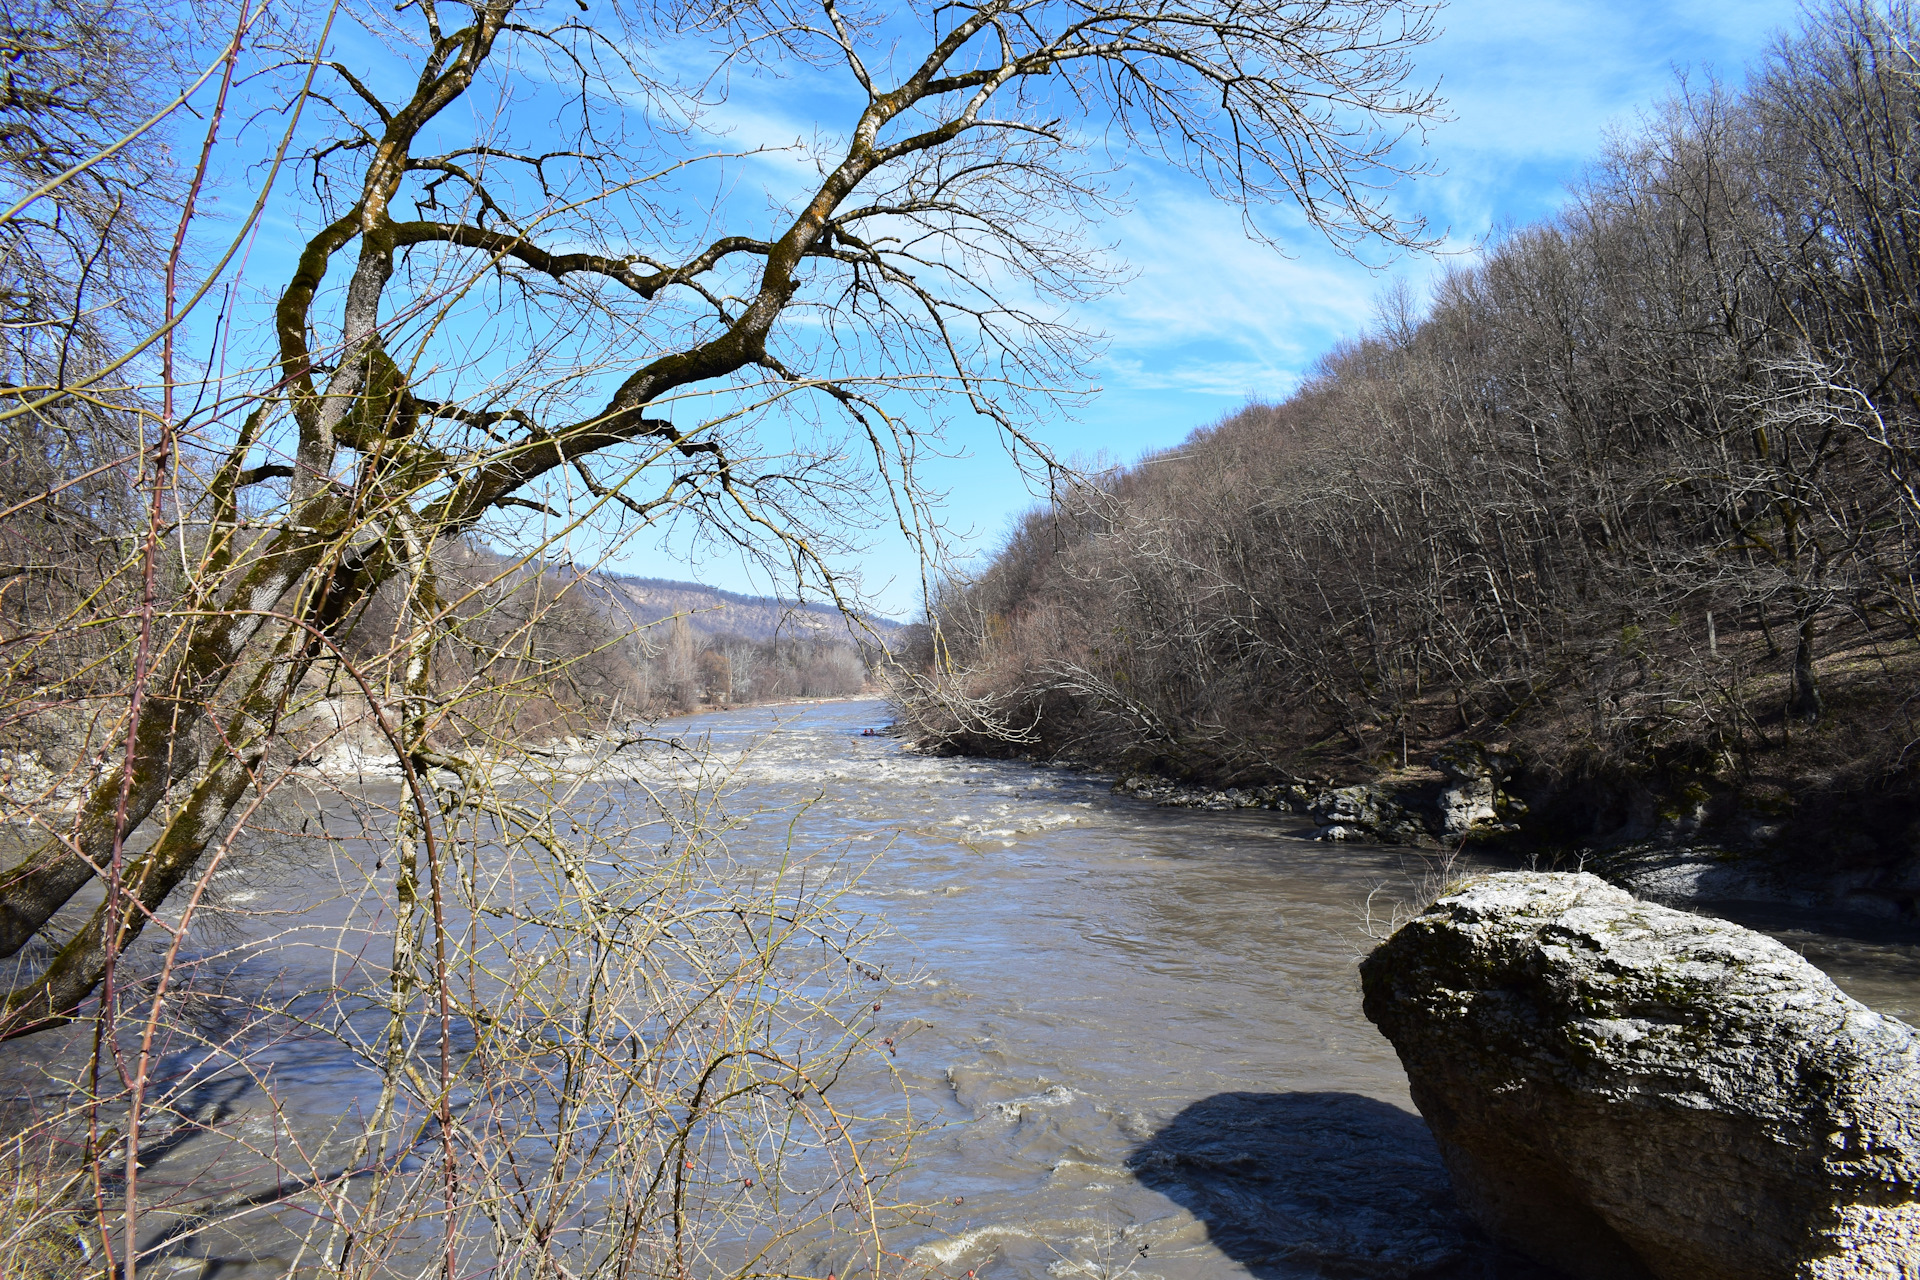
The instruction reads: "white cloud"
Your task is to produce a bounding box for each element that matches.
[1059,167,1390,412]
[1423,0,1805,182]
[1099,355,1307,399]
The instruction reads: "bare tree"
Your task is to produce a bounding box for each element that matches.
[0,0,1448,1272]
[0,0,1444,1022]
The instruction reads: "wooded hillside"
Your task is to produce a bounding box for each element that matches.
[902,0,1920,853]
[328,550,881,740]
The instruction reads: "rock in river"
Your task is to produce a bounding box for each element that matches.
[1359,871,1920,1279]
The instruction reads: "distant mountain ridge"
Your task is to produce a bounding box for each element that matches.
[585,573,905,645]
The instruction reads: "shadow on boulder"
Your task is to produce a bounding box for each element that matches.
[1124,1091,1562,1279]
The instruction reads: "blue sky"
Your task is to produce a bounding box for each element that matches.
[642,0,1816,617]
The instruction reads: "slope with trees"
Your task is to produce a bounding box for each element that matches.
[902,0,1920,870]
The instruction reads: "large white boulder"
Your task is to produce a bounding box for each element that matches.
[1360,871,1920,1279]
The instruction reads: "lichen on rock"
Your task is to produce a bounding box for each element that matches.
[1360,871,1920,1280]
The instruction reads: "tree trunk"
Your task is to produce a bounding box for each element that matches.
[1789,607,1822,724]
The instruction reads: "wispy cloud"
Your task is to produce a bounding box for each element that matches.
[1419,0,1804,222]
[1099,355,1309,399]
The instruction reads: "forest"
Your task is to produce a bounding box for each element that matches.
[900,1,1920,853]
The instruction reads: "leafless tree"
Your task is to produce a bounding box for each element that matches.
[0,0,1449,1272]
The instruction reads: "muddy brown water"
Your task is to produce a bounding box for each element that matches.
[6,697,1918,1278]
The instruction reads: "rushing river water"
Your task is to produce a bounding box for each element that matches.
[9,696,1920,1278]
[750,701,1532,1280]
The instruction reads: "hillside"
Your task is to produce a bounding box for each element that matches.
[334,549,894,728]
[588,574,906,645]
[896,17,1920,897]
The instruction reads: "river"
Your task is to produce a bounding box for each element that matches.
[7,696,1919,1278]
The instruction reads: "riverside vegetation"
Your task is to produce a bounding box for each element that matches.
[898,1,1920,909]
[0,0,1452,1273]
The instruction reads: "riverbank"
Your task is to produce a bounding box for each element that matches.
[282,688,891,785]
[650,690,887,721]
[906,730,1920,931]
